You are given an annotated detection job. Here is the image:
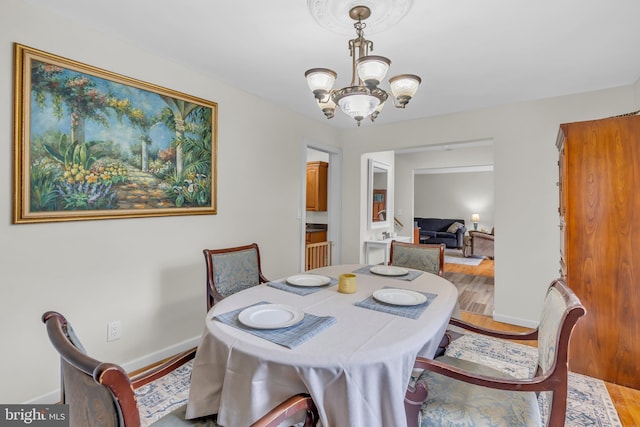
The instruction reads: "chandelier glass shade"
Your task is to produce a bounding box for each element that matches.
[304,5,421,126]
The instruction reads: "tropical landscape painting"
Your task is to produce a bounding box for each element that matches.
[13,44,217,223]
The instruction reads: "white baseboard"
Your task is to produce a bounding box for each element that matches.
[493,312,539,329]
[25,335,201,404]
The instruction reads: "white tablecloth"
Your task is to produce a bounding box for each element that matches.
[185,264,459,427]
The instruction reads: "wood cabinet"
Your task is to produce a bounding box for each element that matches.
[557,115,640,389]
[305,230,327,244]
[306,161,328,211]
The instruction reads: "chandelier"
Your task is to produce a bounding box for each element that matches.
[304,5,421,126]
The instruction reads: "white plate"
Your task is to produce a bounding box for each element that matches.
[238,304,305,329]
[373,289,427,306]
[370,266,409,276]
[286,274,332,287]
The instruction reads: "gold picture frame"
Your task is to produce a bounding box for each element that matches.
[13,43,217,224]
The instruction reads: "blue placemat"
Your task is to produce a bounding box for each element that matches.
[214,301,336,349]
[355,288,437,319]
[267,277,338,296]
[352,265,423,281]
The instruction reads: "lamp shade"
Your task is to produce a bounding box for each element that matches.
[389,74,421,106]
[305,68,337,99]
[337,93,380,121]
[355,55,391,89]
[471,214,480,223]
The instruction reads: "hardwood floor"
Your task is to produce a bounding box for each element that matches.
[444,257,495,315]
[460,309,640,425]
[444,256,494,276]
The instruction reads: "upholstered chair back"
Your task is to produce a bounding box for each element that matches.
[203,243,268,310]
[390,241,445,276]
[535,282,582,416]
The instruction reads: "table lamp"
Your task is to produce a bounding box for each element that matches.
[471,213,480,230]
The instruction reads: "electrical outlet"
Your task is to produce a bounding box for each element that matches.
[107,320,122,341]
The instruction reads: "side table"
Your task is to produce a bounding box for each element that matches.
[364,236,411,265]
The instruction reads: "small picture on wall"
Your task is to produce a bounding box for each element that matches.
[12,43,217,224]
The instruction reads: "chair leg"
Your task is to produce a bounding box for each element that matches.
[433,332,453,358]
[404,380,427,427]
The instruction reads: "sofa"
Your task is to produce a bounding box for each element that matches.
[414,218,467,249]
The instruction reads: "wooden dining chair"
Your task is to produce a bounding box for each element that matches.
[203,243,269,311]
[389,241,445,276]
[42,311,318,427]
[404,279,586,427]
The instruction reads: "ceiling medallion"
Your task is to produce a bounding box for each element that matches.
[307,0,413,36]
[304,4,421,126]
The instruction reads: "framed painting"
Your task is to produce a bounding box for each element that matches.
[12,43,217,224]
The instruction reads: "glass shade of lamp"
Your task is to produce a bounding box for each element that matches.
[389,74,422,107]
[305,68,337,101]
[356,55,391,89]
[333,86,388,126]
[471,213,480,230]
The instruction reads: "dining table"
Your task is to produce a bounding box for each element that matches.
[185,263,459,427]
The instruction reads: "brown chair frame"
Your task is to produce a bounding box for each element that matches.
[250,393,319,427]
[203,243,269,311]
[404,279,586,427]
[389,241,445,276]
[43,311,318,427]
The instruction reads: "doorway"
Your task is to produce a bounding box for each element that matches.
[300,142,342,272]
[394,139,495,315]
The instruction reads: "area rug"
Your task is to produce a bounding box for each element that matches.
[443,272,494,316]
[135,361,195,427]
[444,249,483,266]
[443,333,622,427]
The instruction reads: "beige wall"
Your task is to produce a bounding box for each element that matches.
[1,0,339,403]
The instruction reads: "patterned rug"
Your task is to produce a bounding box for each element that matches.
[444,333,622,427]
[135,361,197,427]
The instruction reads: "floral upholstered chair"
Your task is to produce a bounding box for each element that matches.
[203,243,269,311]
[42,311,318,427]
[404,279,585,427]
[389,241,445,276]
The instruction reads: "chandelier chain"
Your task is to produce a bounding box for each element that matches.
[354,20,366,37]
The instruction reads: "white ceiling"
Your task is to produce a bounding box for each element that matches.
[22,0,640,128]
